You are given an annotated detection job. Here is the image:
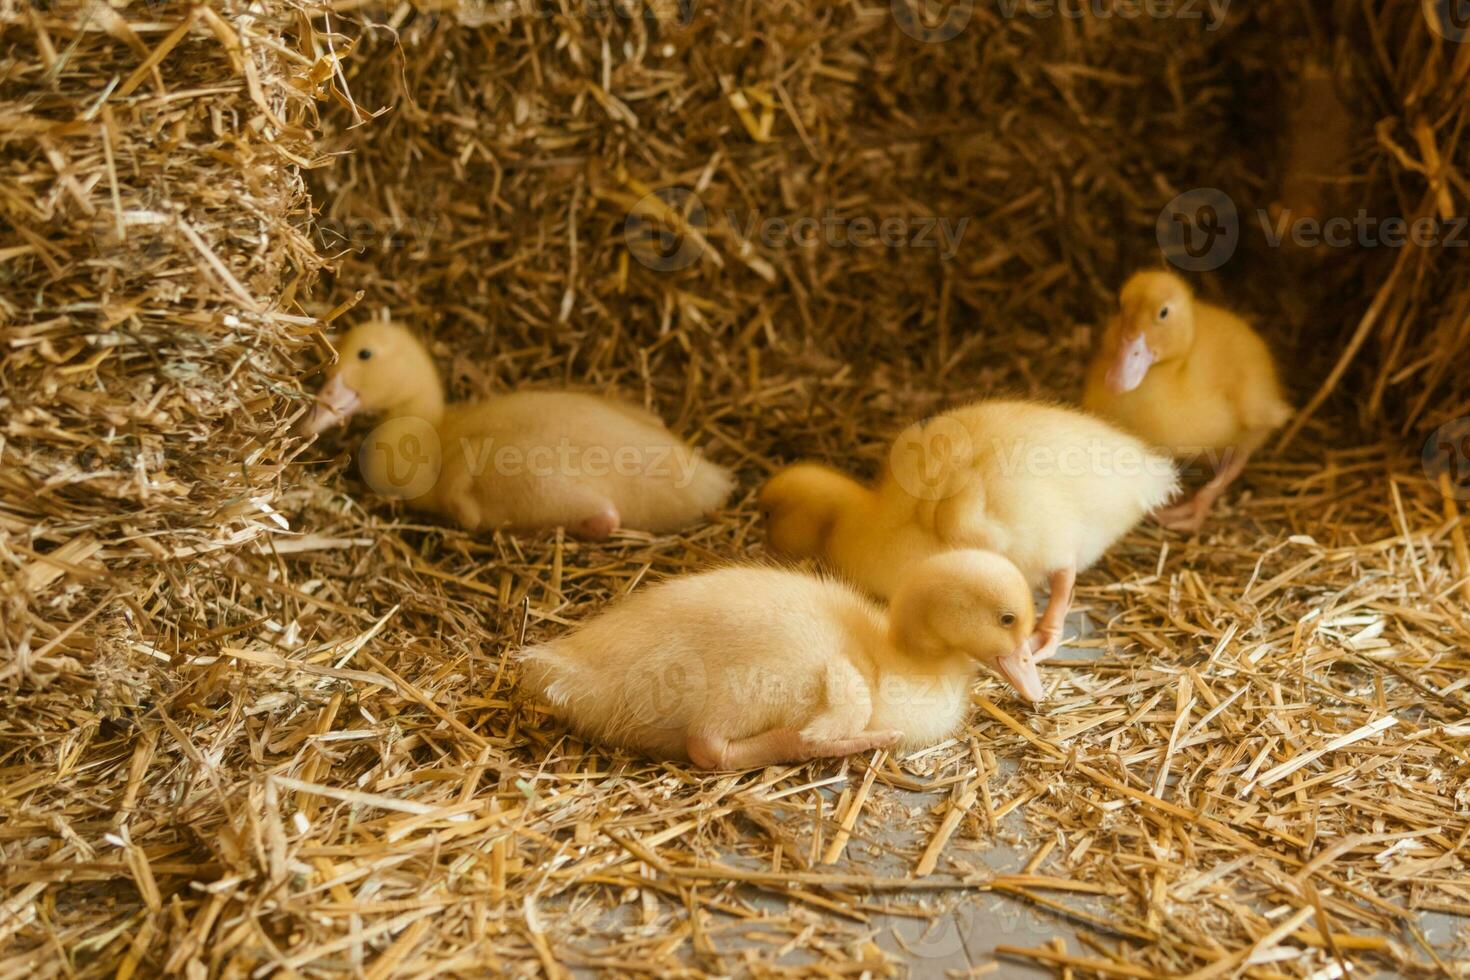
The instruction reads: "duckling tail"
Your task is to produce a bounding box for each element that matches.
[685,456,736,514]
[641,453,734,530]
[1141,451,1183,512]
[516,643,573,706]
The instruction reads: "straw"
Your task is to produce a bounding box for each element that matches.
[2,1,1466,976]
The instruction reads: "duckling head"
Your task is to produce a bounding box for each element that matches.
[759,463,860,559]
[888,549,1044,702]
[1105,270,1196,394]
[301,321,443,434]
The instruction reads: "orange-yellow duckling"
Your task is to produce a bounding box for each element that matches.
[519,550,1035,768]
[759,400,1178,702]
[1083,270,1292,532]
[301,321,733,538]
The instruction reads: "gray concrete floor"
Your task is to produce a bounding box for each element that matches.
[577,605,1465,975]
[860,606,1464,976]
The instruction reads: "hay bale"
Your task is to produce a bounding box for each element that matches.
[1,3,322,663]
[0,1,326,961]
[1286,3,1470,438]
[309,0,1273,405]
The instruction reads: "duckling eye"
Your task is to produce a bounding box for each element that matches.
[358,348,373,361]
[1158,305,1170,321]
[999,612,1017,627]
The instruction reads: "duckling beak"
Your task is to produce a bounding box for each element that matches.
[299,373,361,435]
[992,648,1046,703]
[1105,332,1154,394]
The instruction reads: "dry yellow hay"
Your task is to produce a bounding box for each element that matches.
[2,0,1467,976]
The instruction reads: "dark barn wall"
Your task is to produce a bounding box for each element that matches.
[307,1,1469,444]
[307,1,1280,414]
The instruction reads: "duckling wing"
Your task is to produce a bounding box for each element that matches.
[1227,341,1293,433]
[1198,309,1294,436]
[439,392,730,533]
[921,400,1176,580]
[887,416,978,534]
[929,481,1000,551]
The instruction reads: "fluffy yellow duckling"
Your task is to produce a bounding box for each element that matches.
[760,400,1178,699]
[301,321,733,538]
[519,550,1036,767]
[1083,271,1292,531]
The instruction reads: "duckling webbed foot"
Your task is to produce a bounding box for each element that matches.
[1020,627,1063,663]
[1153,494,1213,533]
[1027,565,1076,663]
[686,728,898,770]
[444,492,485,532]
[573,504,620,540]
[1155,440,1257,533]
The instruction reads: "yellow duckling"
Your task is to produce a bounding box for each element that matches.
[301,321,733,538]
[1083,270,1293,531]
[760,400,1178,699]
[519,549,1035,767]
